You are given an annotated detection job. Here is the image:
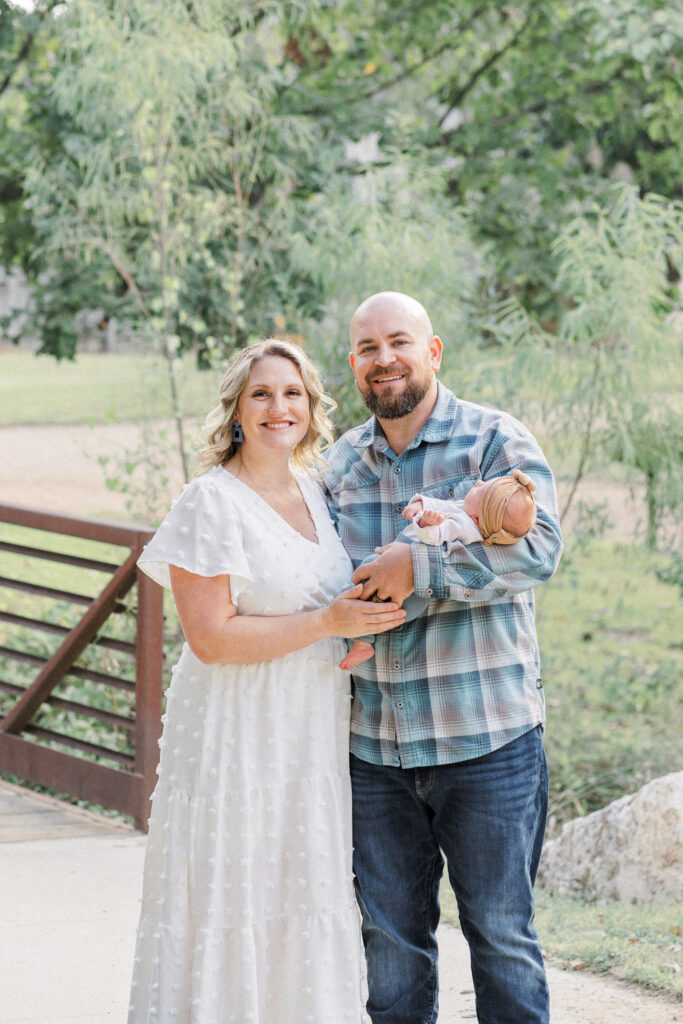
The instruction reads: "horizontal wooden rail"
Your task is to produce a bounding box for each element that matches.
[0,680,134,731]
[0,540,119,573]
[26,726,135,766]
[0,612,136,654]
[0,647,135,690]
[0,575,97,606]
[0,504,151,546]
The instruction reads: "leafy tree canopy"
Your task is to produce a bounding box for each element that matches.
[1,0,681,360]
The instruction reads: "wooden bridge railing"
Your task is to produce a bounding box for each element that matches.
[0,504,164,831]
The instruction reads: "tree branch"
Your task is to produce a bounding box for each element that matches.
[0,32,35,98]
[438,7,538,127]
[360,4,488,102]
[0,0,62,98]
[0,182,24,203]
[289,5,489,117]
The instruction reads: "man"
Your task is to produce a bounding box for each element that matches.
[324,292,563,1024]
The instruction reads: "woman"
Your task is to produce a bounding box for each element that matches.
[128,339,404,1024]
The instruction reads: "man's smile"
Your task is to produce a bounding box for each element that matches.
[369,372,407,386]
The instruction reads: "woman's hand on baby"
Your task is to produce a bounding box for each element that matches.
[324,584,406,639]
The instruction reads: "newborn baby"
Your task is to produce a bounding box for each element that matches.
[340,469,537,671]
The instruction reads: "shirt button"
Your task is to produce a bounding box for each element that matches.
[464,591,471,599]
[393,466,401,474]
[425,588,433,596]
[393,662,400,670]
[396,701,404,709]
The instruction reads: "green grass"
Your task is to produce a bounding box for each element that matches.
[440,881,682,998]
[536,540,682,823]
[0,347,219,425]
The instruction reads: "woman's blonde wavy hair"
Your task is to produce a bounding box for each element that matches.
[196,339,336,476]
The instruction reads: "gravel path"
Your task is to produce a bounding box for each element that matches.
[437,927,680,1022]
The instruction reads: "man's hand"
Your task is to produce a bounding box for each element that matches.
[352,541,415,606]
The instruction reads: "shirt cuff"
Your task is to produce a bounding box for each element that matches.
[411,542,445,599]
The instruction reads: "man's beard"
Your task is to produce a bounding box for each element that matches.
[361,374,432,419]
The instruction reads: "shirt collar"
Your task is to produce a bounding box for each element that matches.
[357,380,458,452]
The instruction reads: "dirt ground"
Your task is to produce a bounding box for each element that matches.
[1,420,681,1022]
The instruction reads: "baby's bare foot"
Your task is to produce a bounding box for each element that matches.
[339,641,375,671]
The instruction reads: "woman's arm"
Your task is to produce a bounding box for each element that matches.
[169,566,406,665]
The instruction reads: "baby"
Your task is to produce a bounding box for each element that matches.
[339,469,537,671]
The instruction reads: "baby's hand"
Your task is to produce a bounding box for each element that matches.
[402,497,424,521]
[417,508,445,527]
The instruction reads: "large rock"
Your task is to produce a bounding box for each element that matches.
[538,771,683,904]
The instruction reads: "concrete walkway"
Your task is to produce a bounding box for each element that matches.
[1,780,679,1024]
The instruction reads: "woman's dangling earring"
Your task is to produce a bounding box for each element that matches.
[232,420,244,443]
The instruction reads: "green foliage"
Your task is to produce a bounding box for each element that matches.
[13,0,321,362]
[604,402,683,549]
[470,187,683,529]
[286,0,683,316]
[5,0,683,357]
[536,540,682,823]
[551,188,682,523]
[97,420,192,523]
[655,553,683,598]
[0,1,64,269]
[6,0,329,474]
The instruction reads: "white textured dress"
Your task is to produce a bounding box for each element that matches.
[128,465,362,1024]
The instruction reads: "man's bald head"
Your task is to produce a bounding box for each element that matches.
[350,291,434,344]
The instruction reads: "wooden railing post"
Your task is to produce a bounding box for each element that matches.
[133,553,164,831]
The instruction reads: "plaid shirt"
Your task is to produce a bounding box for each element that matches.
[324,382,563,767]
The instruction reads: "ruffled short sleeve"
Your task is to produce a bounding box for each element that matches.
[137,468,252,590]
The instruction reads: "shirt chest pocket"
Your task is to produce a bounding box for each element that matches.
[330,470,385,564]
[418,476,474,503]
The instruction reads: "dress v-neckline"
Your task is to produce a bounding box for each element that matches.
[219,467,320,546]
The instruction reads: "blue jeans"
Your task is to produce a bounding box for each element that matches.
[350,727,549,1024]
